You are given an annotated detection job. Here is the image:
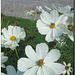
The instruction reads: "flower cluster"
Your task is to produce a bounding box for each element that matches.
[1,4,74,75]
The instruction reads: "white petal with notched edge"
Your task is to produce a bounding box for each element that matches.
[25,45,39,61]
[36,20,50,35]
[40,11,52,25]
[36,43,48,59]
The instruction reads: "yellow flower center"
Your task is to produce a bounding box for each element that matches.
[65,66,70,70]
[29,9,31,12]
[10,36,16,41]
[38,59,44,67]
[50,23,56,29]
[70,8,74,11]
[59,40,61,43]
[31,14,34,16]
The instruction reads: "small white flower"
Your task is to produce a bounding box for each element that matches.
[1,65,23,75]
[18,43,65,75]
[1,25,26,50]
[1,52,8,68]
[63,61,73,75]
[58,5,74,17]
[36,6,44,13]
[56,36,66,47]
[26,9,35,16]
[36,10,68,42]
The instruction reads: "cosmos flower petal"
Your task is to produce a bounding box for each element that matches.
[63,70,66,74]
[17,70,24,75]
[8,25,14,36]
[45,29,54,42]
[45,63,65,74]
[44,49,60,62]
[68,31,74,41]
[40,11,52,25]
[37,67,44,75]
[2,28,10,39]
[13,26,18,37]
[43,66,56,75]
[55,15,68,25]
[25,45,39,61]
[1,73,6,75]
[1,56,8,63]
[50,10,59,23]
[18,58,36,72]
[36,43,48,59]
[53,27,63,38]
[6,65,16,75]
[23,66,39,75]
[17,32,26,40]
[1,64,5,68]
[36,20,50,35]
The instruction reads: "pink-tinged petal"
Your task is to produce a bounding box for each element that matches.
[55,15,68,25]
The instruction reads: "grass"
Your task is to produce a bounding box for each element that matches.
[1,14,74,75]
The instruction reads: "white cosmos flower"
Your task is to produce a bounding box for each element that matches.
[36,10,68,42]
[1,65,23,75]
[36,6,45,13]
[63,62,73,75]
[18,43,65,75]
[26,9,35,16]
[56,36,66,47]
[58,5,74,17]
[1,25,26,50]
[1,52,8,68]
[50,4,74,17]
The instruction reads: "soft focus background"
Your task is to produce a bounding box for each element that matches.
[1,0,73,19]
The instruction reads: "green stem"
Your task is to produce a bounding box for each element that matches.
[6,21,9,29]
[15,47,19,59]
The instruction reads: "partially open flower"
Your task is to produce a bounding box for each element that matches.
[63,61,73,75]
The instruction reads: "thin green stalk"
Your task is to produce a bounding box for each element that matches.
[6,21,9,29]
[15,47,19,59]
